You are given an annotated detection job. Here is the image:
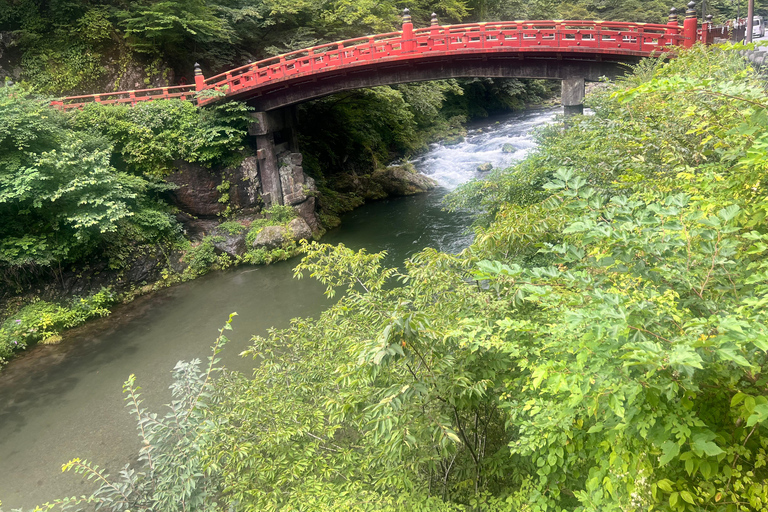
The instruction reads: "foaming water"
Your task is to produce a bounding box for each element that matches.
[413,108,558,190]
[0,106,559,509]
[323,106,560,261]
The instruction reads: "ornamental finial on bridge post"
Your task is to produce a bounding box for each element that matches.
[665,7,679,45]
[402,8,412,24]
[685,1,696,18]
[702,14,713,43]
[668,7,677,24]
[431,13,438,26]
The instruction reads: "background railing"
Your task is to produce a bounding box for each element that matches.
[52,85,197,110]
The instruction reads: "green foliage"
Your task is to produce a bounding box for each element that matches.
[31,314,238,512]
[263,204,298,224]
[0,288,114,364]
[0,85,175,277]
[216,220,247,235]
[117,0,233,56]
[244,204,298,245]
[192,46,768,509]
[210,46,768,510]
[180,236,228,277]
[68,100,252,177]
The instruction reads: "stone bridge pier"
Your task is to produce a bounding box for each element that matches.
[562,76,585,115]
[248,108,319,228]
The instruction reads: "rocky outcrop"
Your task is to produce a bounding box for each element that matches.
[224,156,261,213]
[295,197,320,232]
[167,156,265,219]
[166,162,226,217]
[279,152,317,206]
[252,217,314,250]
[370,164,438,196]
[211,230,247,257]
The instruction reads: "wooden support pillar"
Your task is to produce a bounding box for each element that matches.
[683,1,698,48]
[562,76,585,116]
[247,107,306,208]
[194,63,205,92]
[402,8,415,52]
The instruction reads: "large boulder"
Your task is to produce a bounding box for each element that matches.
[253,225,287,250]
[288,218,313,241]
[211,230,247,257]
[252,217,314,250]
[371,164,438,196]
[476,162,493,172]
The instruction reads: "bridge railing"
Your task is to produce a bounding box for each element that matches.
[192,19,684,106]
[51,85,197,111]
[55,4,716,111]
[410,21,681,53]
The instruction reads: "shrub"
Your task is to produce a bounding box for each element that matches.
[0,288,115,365]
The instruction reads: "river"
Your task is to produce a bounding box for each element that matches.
[0,107,559,509]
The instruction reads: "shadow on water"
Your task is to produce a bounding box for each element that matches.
[0,107,559,509]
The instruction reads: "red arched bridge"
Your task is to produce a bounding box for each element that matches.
[53,2,720,112]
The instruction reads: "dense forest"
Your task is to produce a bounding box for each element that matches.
[23,43,768,511]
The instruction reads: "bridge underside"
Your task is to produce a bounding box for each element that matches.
[229,53,638,111]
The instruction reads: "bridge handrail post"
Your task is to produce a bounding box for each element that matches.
[401,8,415,52]
[665,8,679,45]
[194,63,206,93]
[429,13,439,50]
[683,1,698,48]
[702,14,712,44]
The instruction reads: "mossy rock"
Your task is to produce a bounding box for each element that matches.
[443,135,465,146]
[476,162,493,172]
[502,143,516,153]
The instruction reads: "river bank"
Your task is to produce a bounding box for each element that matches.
[0,107,559,509]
